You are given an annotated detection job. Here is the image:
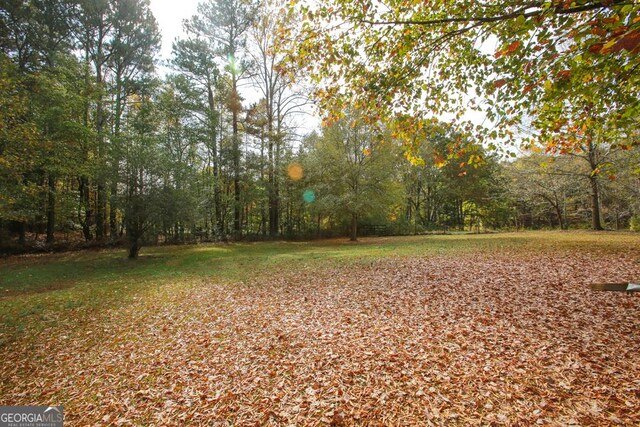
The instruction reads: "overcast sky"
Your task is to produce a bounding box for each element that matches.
[150,0,200,61]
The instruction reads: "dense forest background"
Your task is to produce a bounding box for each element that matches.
[1,0,639,257]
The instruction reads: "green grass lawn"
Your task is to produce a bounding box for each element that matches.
[1,230,638,344]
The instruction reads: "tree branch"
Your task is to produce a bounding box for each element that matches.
[358,1,625,27]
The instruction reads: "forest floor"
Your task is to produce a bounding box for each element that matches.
[1,231,639,426]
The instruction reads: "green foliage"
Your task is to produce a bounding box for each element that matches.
[631,216,640,232]
[0,49,87,228]
[401,121,509,231]
[302,111,403,238]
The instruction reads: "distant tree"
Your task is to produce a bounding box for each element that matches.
[614,146,640,226]
[0,0,85,245]
[76,0,115,240]
[107,0,160,241]
[515,134,635,230]
[76,0,160,241]
[121,78,164,258]
[153,78,202,242]
[248,1,309,237]
[507,155,578,229]
[0,56,40,246]
[304,112,402,241]
[171,36,225,237]
[399,120,507,231]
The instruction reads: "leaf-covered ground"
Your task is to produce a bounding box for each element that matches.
[1,232,639,425]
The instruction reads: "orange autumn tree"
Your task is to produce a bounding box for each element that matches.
[281,0,640,229]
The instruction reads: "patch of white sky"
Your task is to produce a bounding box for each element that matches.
[149,0,199,63]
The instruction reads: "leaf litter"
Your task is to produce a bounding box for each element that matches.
[1,247,639,426]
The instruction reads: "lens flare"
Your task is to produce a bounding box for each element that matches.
[303,189,316,203]
[287,163,304,181]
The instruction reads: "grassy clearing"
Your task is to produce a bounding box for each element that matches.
[0,231,637,342]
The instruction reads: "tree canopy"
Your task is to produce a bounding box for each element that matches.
[283,0,640,151]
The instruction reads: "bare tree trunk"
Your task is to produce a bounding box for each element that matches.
[554,204,564,230]
[585,136,604,231]
[128,237,140,259]
[96,185,106,240]
[589,175,604,230]
[79,176,92,240]
[206,85,223,239]
[95,60,106,241]
[268,125,277,237]
[46,174,56,244]
[18,221,26,246]
[232,79,241,240]
[259,128,268,236]
[350,213,358,241]
[80,45,92,242]
[110,75,123,241]
[542,193,565,230]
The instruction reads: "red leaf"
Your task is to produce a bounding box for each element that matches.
[495,40,520,58]
[588,43,603,53]
[606,29,640,54]
[506,40,521,54]
[494,79,507,88]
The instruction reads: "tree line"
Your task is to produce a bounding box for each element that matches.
[0,0,303,257]
[297,115,640,239]
[1,0,639,258]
